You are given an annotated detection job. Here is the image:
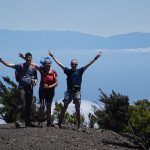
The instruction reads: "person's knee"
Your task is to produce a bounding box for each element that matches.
[63,103,69,110]
[75,99,80,109]
[63,99,70,108]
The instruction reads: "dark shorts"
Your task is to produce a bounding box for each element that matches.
[63,90,81,106]
[39,87,55,103]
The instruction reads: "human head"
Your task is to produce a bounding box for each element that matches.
[25,52,32,64]
[43,58,52,71]
[71,59,78,70]
[25,52,32,58]
[40,57,52,66]
[44,59,52,66]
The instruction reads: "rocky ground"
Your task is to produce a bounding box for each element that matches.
[0,123,140,150]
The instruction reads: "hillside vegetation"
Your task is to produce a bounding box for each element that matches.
[0,77,150,150]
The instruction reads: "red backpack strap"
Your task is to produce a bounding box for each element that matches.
[15,63,24,82]
[20,63,24,69]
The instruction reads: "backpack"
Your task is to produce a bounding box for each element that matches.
[15,63,35,83]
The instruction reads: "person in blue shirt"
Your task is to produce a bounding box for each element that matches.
[48,50,102,129]
[19,53,58,127]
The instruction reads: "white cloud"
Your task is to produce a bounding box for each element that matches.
[123,47,150,53]
[0,100,100,125]
[0,104,4,108]
[0,119,6,124]
[102,48,150,54]
[52,99,99,123]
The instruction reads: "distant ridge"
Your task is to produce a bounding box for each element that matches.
[0,29,150,50]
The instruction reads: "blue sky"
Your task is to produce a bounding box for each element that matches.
[0,0,150,102]
[0,0,150,36]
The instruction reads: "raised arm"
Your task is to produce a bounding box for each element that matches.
[18,53,41,71]
[83,51,102,71]
[31,63,41,72]
[0,57,15,68]
[18,53,25,60]
[48,50,65,70]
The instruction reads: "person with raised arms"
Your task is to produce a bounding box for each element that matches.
[19,53,58,127]
[0,52,38,128]
[48,50,102,129]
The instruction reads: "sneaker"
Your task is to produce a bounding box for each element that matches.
[15,121,24,128]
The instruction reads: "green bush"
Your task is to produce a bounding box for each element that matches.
[94,89,129,132]
[0,76,18,123]
[0,76,38,123]
[126,99,150,149]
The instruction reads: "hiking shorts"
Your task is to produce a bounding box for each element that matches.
[39,87,55,103]
[63,90,81,106]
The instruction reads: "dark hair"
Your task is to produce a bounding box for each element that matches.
[25,52,32,58]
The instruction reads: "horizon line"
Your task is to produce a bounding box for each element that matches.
[0,29,149,38]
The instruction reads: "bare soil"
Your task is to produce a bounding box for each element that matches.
[0,123,139,150]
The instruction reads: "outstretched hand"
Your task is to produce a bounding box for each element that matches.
[48,50,53,57]
[18,53,25,59]
[95,51,103,60]
[97,51,103,57]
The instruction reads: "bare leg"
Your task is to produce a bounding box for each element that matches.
[46,101,52,125]
[58,101,69,128]
[75,101,81,128]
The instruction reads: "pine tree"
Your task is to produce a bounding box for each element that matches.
[126,99,150,149]
[0,76,38,124]
[88,113,97,128]
[0,76,18,123]
[94,89,129,132]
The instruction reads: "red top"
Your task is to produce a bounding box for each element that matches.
[40,67,57,87]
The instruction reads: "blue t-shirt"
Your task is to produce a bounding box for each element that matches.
[64,67,85,90]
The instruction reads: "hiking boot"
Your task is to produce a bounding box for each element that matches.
[50,123,56,127]
[26,123,37,127]
[77,127,82,131]
[57,121,62,128]
[77,124,82,131]
[46,120,51,127]
[15,121,24,128]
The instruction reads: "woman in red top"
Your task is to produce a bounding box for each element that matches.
[19,54,58,127]
[38,59,58,126]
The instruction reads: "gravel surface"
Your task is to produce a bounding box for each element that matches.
[0,123,139,150]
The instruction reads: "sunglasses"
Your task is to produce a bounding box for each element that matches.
[45,64,51,67]
[71,63,77,66]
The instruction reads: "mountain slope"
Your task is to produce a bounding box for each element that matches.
[0,123,138,150]
[0,30,150,50]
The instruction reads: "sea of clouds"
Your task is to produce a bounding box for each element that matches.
[0,99,99,125]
